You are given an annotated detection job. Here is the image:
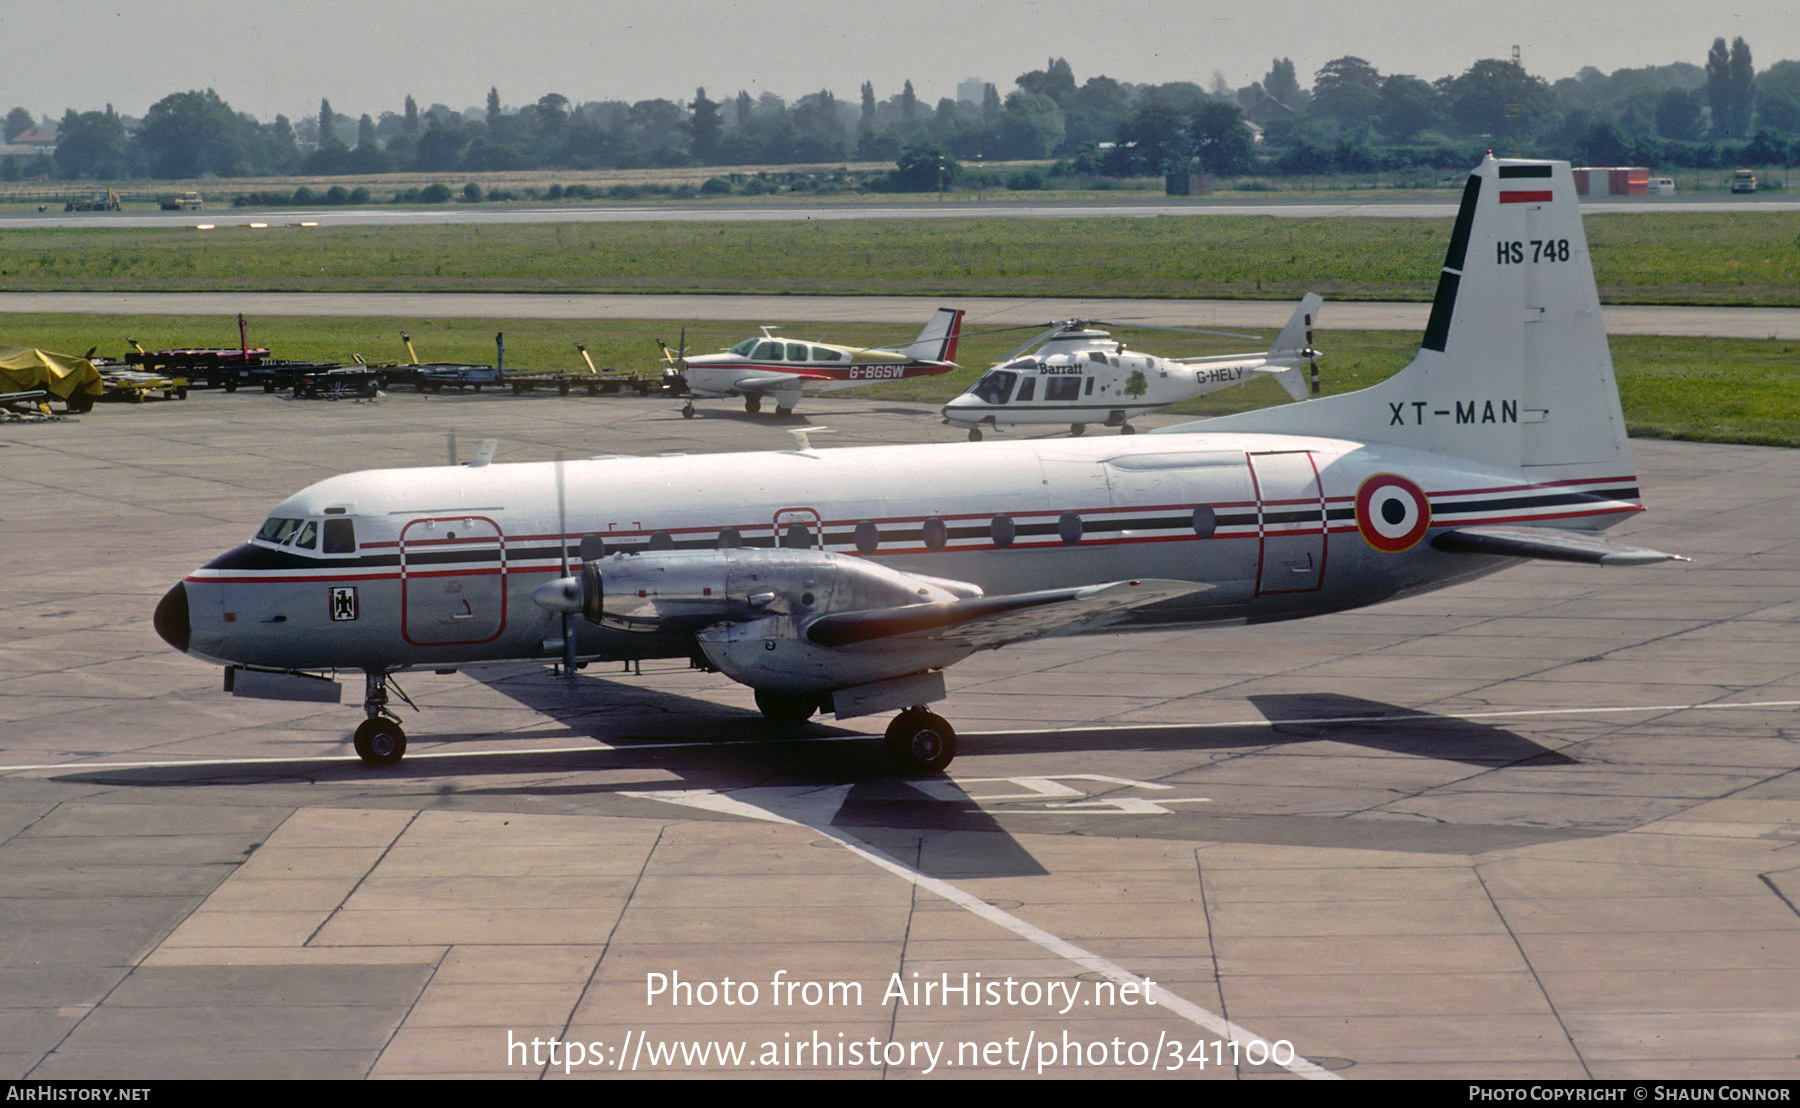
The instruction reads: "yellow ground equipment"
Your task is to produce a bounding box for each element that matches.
[0,345,105,412]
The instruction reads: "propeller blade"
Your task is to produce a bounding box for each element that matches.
[555,453,577,681]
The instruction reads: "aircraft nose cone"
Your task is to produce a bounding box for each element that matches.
[154,581,190,653]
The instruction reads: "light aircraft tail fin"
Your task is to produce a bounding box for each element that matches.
[1157,157,1631,480]
[900,307,966,363]
[1263,292,1322,401]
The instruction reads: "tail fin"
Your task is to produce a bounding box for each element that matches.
[1264,292,1322,402]
[901,307,966,363]
[1161,157,1631,480]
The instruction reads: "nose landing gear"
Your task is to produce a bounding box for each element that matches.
[353,670,413,766]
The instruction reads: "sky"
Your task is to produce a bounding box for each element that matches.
[5,0,1799,124]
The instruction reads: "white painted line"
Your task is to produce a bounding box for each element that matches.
[624,785,1340,1079]
[4,698,1795,775]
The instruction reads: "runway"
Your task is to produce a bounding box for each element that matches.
[2,389,1798,1078]
[7,193,1799,231]
[3,291,1798,340]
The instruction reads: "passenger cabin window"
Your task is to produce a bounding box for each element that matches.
[812,347,844,361]
[1047,377,1081,402]
[785,343,808,361]
[1015,378,1036,402]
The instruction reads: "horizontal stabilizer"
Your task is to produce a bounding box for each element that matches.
[805,578,1206,650]
[1431,525,1683,566]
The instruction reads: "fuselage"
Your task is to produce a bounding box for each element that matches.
[158,430,1645,675]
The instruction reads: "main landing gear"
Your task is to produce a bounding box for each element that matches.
[884,708,957,774]
[753,690,958,774]
[353,670,410,766]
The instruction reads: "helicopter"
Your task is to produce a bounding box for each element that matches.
[941,294,1321,440]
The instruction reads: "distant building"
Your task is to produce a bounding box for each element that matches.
[957,78,988,106]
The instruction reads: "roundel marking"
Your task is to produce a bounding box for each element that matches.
[1356,474,1431,552]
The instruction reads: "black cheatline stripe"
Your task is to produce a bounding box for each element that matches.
[203,545,398,572]
[1497,164,1553,178]
[1430,490,1640,515]
[1262,509,1324,525]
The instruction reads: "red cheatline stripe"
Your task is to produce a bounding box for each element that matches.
[1500,190,1552,203]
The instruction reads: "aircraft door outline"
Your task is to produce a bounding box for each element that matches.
[399,515,508,646]
[1247,451,1326,595]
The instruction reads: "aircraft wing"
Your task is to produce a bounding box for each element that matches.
[804,578,1207,651]
[733,372,832,393]
[1432,525,1683,566]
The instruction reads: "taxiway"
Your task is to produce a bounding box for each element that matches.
[2,387,1797,1078]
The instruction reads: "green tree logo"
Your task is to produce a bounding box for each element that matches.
[1124,370,1148,398]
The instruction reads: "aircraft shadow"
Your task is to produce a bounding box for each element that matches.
[962,693,1573,768]
[46,684,1572,879]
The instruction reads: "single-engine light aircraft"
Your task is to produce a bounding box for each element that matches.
[665,308,964,418]
[154,158,1680,773]
[941,295,1322,440]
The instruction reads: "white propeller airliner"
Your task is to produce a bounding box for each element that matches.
[155,157,1679,773]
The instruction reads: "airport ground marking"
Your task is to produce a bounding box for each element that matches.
[620,783,1341,1080]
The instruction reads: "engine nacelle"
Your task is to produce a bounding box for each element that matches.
[533,548,974,635]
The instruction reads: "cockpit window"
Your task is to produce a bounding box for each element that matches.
[322,518,356,554]
[255,516,346,552]
[729,339,758,356]
[256,517,304,544]
[1001,358,1038,370]
[969,370,1017,405]
[753,340,782,360]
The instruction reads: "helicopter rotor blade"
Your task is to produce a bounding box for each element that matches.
[1083,320,1260,341]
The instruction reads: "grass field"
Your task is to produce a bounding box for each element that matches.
[2,212,1798,304]
[9,314,1795,448]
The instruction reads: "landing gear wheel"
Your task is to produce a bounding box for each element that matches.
[1070,423,1086,436]
[681,402,695,418]
[1120,423,1136,435]
[755,688,818,724]
[968,428,983,442]
[745,395,762,414]
[353,717,407,766]
[883,708,956,774]
[775,405,793,417]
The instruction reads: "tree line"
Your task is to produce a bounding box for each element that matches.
[9,36,1800,189]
